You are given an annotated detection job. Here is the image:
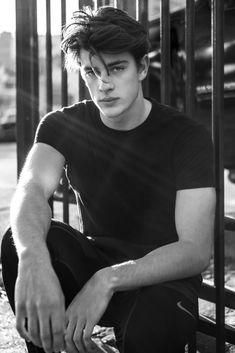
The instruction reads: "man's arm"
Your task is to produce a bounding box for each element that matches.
[64,187,216,353]
[11,142,64,257]
[11,142,66,353]
[100,187,216,290]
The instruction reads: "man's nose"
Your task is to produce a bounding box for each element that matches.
[98,73,114,91]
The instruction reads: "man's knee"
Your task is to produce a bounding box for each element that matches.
[1,226,18,268]
[46,220,79,248]
[123,323,188,353]
[119,286,197,353]
[1,227,19,310]
[122,320,167,352]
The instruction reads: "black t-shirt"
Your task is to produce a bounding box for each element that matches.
[35,98,214,303]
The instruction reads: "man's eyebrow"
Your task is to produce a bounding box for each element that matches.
[83,65,93,72]
[107,60,129,67]
[83,60,128,72]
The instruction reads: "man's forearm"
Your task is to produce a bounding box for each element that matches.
[10,181,52,261]
[98,239,210,293]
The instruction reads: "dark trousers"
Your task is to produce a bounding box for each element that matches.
[1,220,198,353]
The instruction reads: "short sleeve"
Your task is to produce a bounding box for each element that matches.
[173,124,215,190]
[34,111,71,161]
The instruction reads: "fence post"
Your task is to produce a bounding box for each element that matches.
[61,0,69,223]
[160,0,171,105]
[15,0,39,177]
[78,0,92,100]
[137,0,149,97]
[211,0,225,351]
[46,0,53,114]
[185,0,195,118]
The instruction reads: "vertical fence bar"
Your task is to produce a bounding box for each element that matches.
[61,0,68,111]
[185,0,195,118]
[185,5,196,351]
[160,0,171,105]
[31,1,39,137]
[46,0,54,214]
[46,0,53,113]
[211,0,225,352]
[136,0,149,97]
[78,0,90,101]
[15,0,39,177]
[61,0,69,223]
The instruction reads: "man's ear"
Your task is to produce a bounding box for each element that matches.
[138,54,149,81]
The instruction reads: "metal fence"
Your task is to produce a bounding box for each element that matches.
[15,0,235,352]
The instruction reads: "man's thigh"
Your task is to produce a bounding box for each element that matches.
[1,219,108,308]
[44,219,110,305]
[107,285,198,353]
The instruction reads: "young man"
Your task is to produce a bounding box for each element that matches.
[1,6,215,353]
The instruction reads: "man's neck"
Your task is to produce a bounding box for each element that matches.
[99,97,152,131]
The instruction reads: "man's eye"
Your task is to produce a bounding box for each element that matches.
[85,70,95,77]
[111,66,125,73]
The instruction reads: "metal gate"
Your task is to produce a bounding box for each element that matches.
[15,0,235,352]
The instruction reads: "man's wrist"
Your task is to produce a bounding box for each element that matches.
[96,267,119,295]
[96,260,137,293]
[18,244,51,265]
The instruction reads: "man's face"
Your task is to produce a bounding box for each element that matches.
[79,49,147,120]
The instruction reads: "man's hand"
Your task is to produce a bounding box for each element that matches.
[64,269,114,353]
[15,255,66,353]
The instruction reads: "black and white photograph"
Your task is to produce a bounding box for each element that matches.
[0,1,235,352]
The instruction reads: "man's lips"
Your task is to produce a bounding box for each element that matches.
[99,97,119,103]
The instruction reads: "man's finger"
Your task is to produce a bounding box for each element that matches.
[83,324,96,352]
[15,304,31,341]
[73,323,87,353]
[64,321,79,353]
[27,307,42,348]
[50,310,65,352]
[38,310,53,353]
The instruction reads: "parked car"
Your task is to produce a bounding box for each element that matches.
[0,109,16,142]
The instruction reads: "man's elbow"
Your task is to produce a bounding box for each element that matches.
[197,245,213,273]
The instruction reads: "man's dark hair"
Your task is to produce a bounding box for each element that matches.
[61,6,150,70]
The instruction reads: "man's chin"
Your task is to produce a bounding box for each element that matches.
[99,107,124,120]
